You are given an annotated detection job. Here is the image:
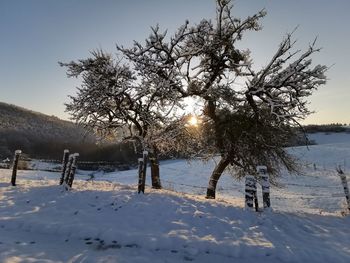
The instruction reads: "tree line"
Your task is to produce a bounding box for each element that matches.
[304,123,349,134]
[0,102,138,163]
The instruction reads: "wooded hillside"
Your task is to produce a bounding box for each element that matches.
[0,102,139,163]
[0,102,95,159]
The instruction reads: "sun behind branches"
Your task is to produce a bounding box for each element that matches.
[188,115,199,127]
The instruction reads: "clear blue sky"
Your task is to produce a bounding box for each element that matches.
[0,0,349,124]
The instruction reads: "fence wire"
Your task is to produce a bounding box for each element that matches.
[2,157,348,212]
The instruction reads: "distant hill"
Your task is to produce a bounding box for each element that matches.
[0,102,138,164]
[304,123,350,134]
[0,102,96,159]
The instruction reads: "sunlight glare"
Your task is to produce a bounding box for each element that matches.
[188,115,198,126]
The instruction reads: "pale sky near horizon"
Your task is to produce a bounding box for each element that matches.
[0,0,349,124]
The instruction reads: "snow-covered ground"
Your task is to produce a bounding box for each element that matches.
[0,132,349,262]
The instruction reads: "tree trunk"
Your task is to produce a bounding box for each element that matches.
[150,149,161,189]
[206,157,230,199]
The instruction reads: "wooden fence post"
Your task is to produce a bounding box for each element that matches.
[64,154,74,185]
[10,150,22,186]
[137,151,149,194]
[150,152,161,189]
[142,151,148,192]
[245,175,258,211]
[257,165,271,209]
[138,158,144,193]
[59,149,69,185]
[67,153,79,188]
[150,158,161,189]
[336,166,350,211]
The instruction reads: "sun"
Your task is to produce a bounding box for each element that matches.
[188,115,199,126]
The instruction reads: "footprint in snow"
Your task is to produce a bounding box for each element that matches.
[124,243,139,248]
[83,238,122,250]
[97,243,121,250]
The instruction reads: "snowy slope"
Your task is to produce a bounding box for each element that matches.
[0,132,350,262]
[0,174,349,263]
[308,132,350,145]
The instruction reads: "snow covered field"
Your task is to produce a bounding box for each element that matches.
[0,133,350,262]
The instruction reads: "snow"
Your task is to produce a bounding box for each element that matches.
[308,132,350,145]
[0,132,350,262]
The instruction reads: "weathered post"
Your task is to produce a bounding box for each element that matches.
[257,165,271,209]
[245,175,258,211]
[137,151,149,194]
[337,166,350,211]
[142,151,148,191]
[67,153,79,188]
[64,154,74,185]
[150,151,161,189]
[10,150,22,186]
[59,149,70,185]
[254,189,259,211]
[137,158,144,193]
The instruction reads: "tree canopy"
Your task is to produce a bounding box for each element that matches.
[61,0,327,198]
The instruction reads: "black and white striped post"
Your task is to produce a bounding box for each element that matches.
[10,150,22,186]
[59,149,69,185]
[336,166,350,211]
[257,165,271,210]
[245,175,258,211]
